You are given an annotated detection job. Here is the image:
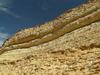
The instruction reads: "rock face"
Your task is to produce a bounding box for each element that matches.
[0,0,100,54]
[0,0,100,74]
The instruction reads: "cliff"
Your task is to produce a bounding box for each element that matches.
[0,0,100,75]
[0,0,100,54]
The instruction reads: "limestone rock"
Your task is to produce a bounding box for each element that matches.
[0,0,100,75]
[0,0,100,54]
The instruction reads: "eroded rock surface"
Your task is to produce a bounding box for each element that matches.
[0,0,100,75]
[0,0,100,54]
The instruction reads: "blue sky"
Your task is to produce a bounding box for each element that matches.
[0,0,89,46]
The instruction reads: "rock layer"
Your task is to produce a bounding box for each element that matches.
[0,0,100,74]
[0,0,100,54]
[1,48,100,75]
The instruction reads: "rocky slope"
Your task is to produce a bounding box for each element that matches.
[0,0,100,75]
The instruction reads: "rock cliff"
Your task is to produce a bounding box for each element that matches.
[0,0,100,75]
[0,0,100,54]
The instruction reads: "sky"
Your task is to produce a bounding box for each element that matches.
[0,0,90,46]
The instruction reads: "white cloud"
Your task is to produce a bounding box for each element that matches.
[0,0,19,18]
[0,27,10,46]
[0,7,19,18]
[0,33,9,39]
[0,32,9,46]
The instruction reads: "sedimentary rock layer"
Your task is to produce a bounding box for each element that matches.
[2,0,100,47]
[1,48,100,75]
[0,0,100,54]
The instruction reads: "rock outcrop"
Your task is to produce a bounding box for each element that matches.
[0,0,100,74]
[0,0,100,55]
